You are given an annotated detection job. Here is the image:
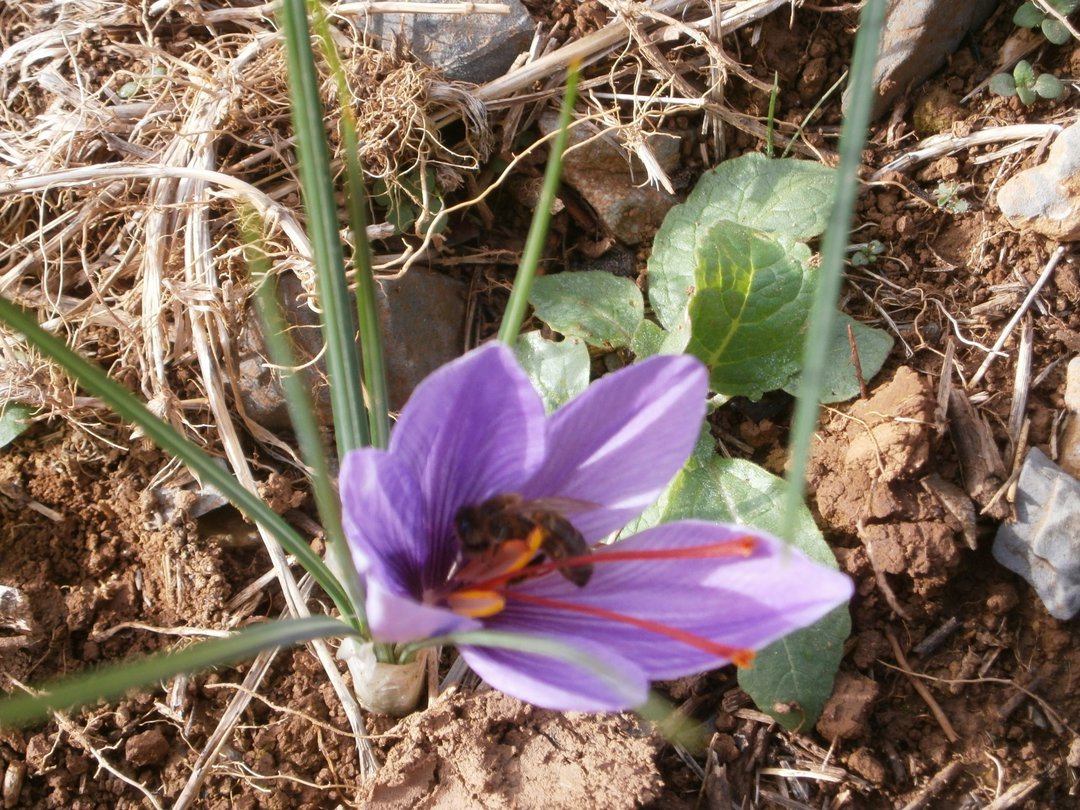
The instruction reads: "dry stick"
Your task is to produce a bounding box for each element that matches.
[848,322,868,399]
[871,124,1063,180]
[1007,316,1034,453]
[886,630,959,744]
[984,777,1043,810]
[898,760,965,810]
[968,246,1067,389]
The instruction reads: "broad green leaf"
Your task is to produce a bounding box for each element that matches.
[1035,72,1064,99]
[1017,84,1037,106]
[1013,2,1044,27]
[620,455,849,730]
[515,331,590,412]
[686,222,815,399]
[1014,60,1036,87]
[989,72,1017,97]
[0,404,32,449]
[0,616,354,727]
[630,319,689,359]
[648,155,836,330]
[782,314,893,403]
[1042,18,1070,44]
[739,606,850,732]
[529,271,644,349]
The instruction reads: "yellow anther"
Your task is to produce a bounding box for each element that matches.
[447,589,505,618]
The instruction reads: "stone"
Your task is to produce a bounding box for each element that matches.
[123,728,170,768]
[236,267,466,428]
[539,111,679,246]
[1060,356,1080,478]
[993,447,1080,620]
[815,672,880,740]
[997,123,1080,241]
[848,0,999,120]
[368,0,534,84]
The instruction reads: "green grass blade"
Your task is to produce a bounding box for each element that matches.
[781,0,886,540]
[242,216,368,636]
[0,616,354,728]
[498,64,581,345]
[0,295,352,618]
[305,4,392,449]
[280,0,370,455]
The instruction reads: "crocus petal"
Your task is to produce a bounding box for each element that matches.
[459,639,649,712]
[366,580,480,644]
[389,344,548,582]
[488,521,853,680]
[522,355,708,541]
[340,449,429,594]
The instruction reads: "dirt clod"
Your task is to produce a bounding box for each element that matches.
[124,728,171,768]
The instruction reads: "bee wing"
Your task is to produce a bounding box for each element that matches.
[522,497,601,515]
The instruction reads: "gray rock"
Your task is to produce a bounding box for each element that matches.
[849,0,999,120]
[540,111,680,246]
[369,0,534,84]
[237,267,466,428]
[993,447,1080,620]
[997,122,1080,242]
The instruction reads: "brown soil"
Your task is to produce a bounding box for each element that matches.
[3,2,1080,809]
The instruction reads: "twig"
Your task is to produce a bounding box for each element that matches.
[968,246,1067,389]
[912,616,960,657]
[984,777,1042,810]
[848,322,868,399]
[886,630,959,743]
[898,760,964,810]
[872,124,1063,179]
[1007,317,1034,455]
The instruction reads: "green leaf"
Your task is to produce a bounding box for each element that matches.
[0,616,354,728]
[989,72,1018,97]
[630,319,689,359]
[1050,0,1079,13]
[739,606,850,732]
[686,222,815,399]
[1013,2,1045,28]
[621,455,849,730]
[1017,84,1038,106]
[1014,60,1036,88]
[529,271,644,349]
[0,404,32,449]
[783,314,893,403]
[648,155,836,331]
[515,331,590,413]
[1035,72,1064,99]
[1042,18,1071,44]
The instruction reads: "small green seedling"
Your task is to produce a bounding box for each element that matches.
[934,181,969,214]
[849,239,885,267]
[989,60,1065,106]
[1013,0,1078,45]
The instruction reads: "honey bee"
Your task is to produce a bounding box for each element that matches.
[454,494,595,586]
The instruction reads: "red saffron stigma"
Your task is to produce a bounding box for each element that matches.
[503,590,756,667]
[468,536,758,592]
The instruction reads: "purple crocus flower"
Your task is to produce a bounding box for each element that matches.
[340,344,852,711]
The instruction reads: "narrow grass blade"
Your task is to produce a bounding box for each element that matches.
[0,295,351,618]
[498,64,581,345]
[305,5,392,449]
[242,217,368,636]
[279,0,370,455]
[781,0,887,539]
[0,616,354,728]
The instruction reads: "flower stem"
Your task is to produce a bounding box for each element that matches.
[497,63,580,345]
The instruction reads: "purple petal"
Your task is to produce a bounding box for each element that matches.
[340,449,429,594]
[487,521,852,680]
[366,580,479,644]
[389,344,548,582]
[459,639,649,711]
[522,355,708,541]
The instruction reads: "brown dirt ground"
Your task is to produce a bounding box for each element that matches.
[3,2,1080,809]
